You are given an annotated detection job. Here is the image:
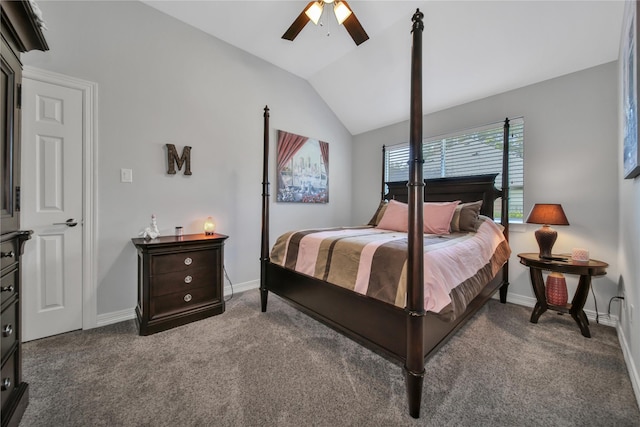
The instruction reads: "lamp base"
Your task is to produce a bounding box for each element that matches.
[535,225,557,259]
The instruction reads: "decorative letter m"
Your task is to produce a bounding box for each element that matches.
[166,144,192,175]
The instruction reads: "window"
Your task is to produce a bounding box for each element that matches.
[385,118,524,222]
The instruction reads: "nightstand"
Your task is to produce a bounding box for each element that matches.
[132,233,228,335]
[517,253,608,338]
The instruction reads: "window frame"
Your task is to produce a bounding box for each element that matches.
[384,117,525,223]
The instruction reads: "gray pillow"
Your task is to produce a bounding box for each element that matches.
[367,200,388,226]
[450,200,483,232]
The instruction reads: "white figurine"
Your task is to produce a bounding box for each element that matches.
[139,214,160,239]
[150,214,159,235]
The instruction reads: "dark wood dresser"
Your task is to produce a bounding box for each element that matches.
[1,1,48,426]
[132,233,228,335]
[1,231,31,427]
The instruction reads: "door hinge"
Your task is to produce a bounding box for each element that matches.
[15,186,20,212]
[17,83,22,110]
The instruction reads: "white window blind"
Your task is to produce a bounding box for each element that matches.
[385,118,524,222]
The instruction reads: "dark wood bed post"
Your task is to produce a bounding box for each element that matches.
[499,118,510,303]
[405,8,426,419]
[381,145,386,201]
[260,105,270,312]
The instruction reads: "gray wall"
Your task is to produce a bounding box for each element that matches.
[23,0,353,316]
[353,62,620,319]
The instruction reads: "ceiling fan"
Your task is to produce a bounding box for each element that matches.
[282,1,369,46]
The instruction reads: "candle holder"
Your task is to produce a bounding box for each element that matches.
[204,217,215,235]
[571,248,589,263]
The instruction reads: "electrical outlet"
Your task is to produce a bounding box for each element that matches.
[120,168,133,183]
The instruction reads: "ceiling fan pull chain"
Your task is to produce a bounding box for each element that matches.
[326,6,331,37]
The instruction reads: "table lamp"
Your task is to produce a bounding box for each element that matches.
[525,203,569,259]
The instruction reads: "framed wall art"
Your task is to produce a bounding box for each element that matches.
[276,130,329,203]
[623,0,640,179]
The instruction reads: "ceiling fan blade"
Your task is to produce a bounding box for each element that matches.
[342,11,369,46]
[282,2,315,41]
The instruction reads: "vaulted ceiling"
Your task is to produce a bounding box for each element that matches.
[142,1,625,135]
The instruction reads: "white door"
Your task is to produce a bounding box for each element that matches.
[21,77,84,341]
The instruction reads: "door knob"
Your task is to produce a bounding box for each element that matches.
[53,218,78,227]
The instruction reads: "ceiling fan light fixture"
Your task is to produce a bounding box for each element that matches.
[305,1,324,25]
[282,0,368,45]
[333,1,352,25]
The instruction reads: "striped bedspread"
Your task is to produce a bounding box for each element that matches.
[270,217,511,319]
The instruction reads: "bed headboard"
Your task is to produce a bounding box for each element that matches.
[385,173,501,219]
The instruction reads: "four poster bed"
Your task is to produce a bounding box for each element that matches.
[260,10,511,418]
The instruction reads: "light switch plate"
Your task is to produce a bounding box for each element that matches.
[121,168,133,183]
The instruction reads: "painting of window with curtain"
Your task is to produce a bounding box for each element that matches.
[277,130,329,203]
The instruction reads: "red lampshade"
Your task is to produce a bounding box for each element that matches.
[525,204,570,226]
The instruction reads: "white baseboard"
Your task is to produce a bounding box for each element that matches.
[225,279,259,296]
[617,322,640,411]
[96,287,618,329]
[96,307,136,327]
[95,280,260,328]
[499,292,618,328]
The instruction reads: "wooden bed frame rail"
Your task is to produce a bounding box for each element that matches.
[260,9,510,419]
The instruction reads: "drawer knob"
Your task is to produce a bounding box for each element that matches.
[184,257,192,265]
[1,251,14,259]
[184,293,192,302]
[184,275,192,284]
[1,378,10,391]
[1,285,14,293]
[2,324,13,337]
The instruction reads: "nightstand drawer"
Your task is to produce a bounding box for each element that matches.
[1,302,17,363]
[150,286,218,319]
[0,240,17,271]
[151,249,220,275]
[151,266,218,297]
[0,268,18,307]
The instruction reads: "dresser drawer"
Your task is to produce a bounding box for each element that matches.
[150,286,217,319]
[1,351,16,410]
[151,248,219,275]
[0,240,17,271]
[151,265,218,297]
[0,268,18,307]
[1,302,17,363]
